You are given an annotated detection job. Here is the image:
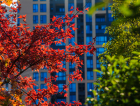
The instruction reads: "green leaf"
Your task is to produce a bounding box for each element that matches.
[93,82,100,86]
[135,99,140,103]
[119,4,133,16]
[93,69,101,73]
[88,2,106,15]
[92,90,98,96]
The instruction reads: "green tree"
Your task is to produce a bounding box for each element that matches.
[85,0,140,106]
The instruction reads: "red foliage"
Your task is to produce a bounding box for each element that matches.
[0,2,96,106]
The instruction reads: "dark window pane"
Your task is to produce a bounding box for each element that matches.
[40,4,46,12]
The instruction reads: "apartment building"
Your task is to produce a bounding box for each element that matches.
[16,0,114,105]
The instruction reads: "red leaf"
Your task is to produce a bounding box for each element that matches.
[85,7,89,11]
[76,7,79,11]
[70,6,74,10]
[64,93,67,97]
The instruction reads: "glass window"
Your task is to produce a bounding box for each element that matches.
[40,72,47,81]
[33,0,38,1]
[96,48,104,73]
[40,0,46,1]
[33,72,39,81]
[40,84,47,89]
[69,37,75,45]
[62,60,66,68]
[56,72,66,80]
[57,98,66,103]
[87,59,93,68]
[69,83,76,92]
[96,36,107,45]
[87,48,93,56]
[86,25,92,34]
[69,62,75,68]
[70,95,76,103]
[86,0,91,8]
[77,0,83,10]
[33,4,38,12]
[86,14,92,22]
[108,13,114,21]
[40,15,46,24]
[68,2,74,11]
[33,15,38,24]
[96,25,106,33]
[87,71,93,80]
[40,4,46,12]
[33,84,39,92]
[56,4,65,12]
[87,83,94,92]
[86,36,92,45]
[96,48,104,57]
[58,84,65,92]
[96,18,105,22]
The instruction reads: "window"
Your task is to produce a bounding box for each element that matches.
[58,84,65,92]
[33,84,39,92]
[56,72,66,80]
[33,4,38,12]
[40,72,47,81]
[96,17,105,22]
[70,27,75,34]
[57,98,66,103]
[96,59,100,69]
[33,0,38,1]
[86,0,91,8]
[87,71,93,80]
[33,72,39,81]
[87,59,93,68]
[69,37,75,45]
[77,0,83,10]
[69,62,75,68]
[86,36,92,45]
[96,48,104,75]
[86,25,92,34]
[96,48,104,57]
[40,4,46,12]
[68,3,74,11]
[40,84,47,89]
[62,60,66,68]
[70,95,76,103]
[69,83,76,92]
[87,83,94,92]
[96,25,106,33]
[33,15,38,24]
[96,36,107,45]
[40,15,46,24]
[87,48,93,56]
[40,0,46,1]
[56,4,65,12]
[86,14,92,22]
[108,13,114,21]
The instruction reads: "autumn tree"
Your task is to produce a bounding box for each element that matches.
[0,0,96,106]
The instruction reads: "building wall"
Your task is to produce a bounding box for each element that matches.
[17,0,114,105]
